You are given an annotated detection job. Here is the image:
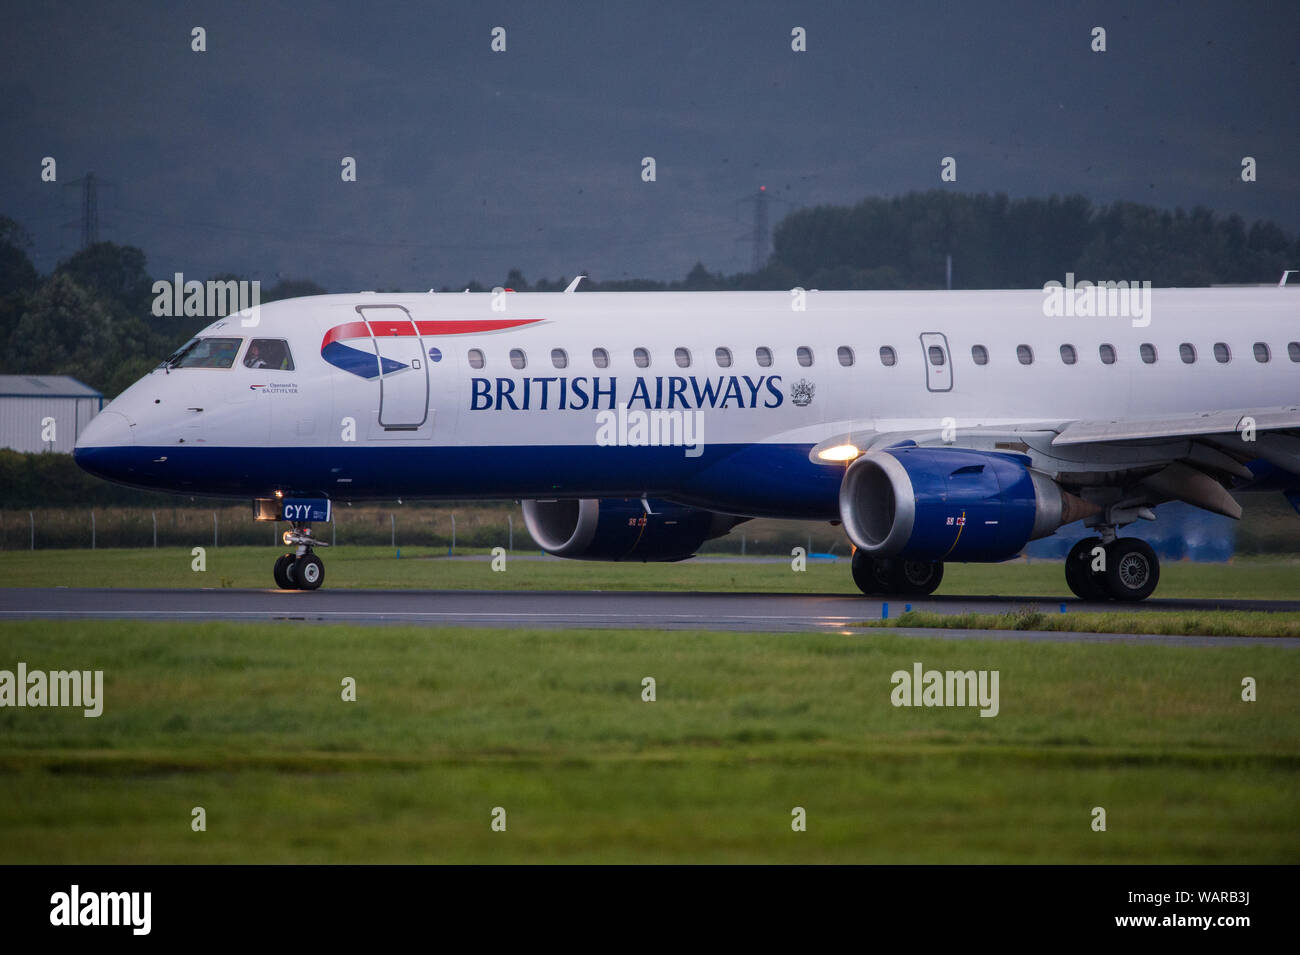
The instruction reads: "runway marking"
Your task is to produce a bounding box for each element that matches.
[0,610,861,622]
[4,589,1299,645]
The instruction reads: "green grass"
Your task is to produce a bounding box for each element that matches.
[864,608,1300,638]
[1,545,1299,598]
[0,620,1296,863]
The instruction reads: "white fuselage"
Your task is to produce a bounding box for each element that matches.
[73,287,1299,519]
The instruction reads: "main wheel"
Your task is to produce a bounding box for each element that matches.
[294,553,325,591]
[1102,538,1159,602]
[273,553,297,590]
[1065,537,1109,601]
[885,559,944,596]
[851,550,882,594]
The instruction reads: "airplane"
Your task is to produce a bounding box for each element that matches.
[73,284,1300,600]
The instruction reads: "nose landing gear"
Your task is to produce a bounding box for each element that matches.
[273,523,328,591]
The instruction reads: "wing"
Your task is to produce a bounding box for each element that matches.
[810,408,1300,522]
[1051,405,1300,446]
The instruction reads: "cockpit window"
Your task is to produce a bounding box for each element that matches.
[245,339,294,370]
[167,337,243,369]
[161,338,198,367]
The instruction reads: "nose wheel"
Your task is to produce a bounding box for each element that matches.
[272,523,328,591]
[273,554,297,589]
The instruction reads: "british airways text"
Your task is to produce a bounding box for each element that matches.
[469,375,784,411]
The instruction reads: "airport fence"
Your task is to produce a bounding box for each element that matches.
[0,505,535,552]
[0,504,850,555]
[0,499,1292,556]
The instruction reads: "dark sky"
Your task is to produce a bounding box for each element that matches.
[2,0,1297,290]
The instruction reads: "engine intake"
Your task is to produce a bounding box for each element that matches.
[522,498,744,562]
[839,447,1094,562]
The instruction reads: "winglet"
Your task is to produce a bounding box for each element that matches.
[564,275,585,294]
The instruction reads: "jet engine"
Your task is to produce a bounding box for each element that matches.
[521,498,745,562]
[839,447,1095,562]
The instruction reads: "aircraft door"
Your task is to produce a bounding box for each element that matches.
[920,332,953,392]
[358,305,429,429]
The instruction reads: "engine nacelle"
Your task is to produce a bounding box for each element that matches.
[839,447,1093,562]
[521,498,744,562]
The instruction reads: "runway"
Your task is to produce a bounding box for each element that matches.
[1,587,1298,646]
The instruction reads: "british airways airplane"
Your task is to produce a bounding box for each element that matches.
[73,285,1299,600]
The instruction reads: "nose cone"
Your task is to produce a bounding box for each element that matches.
[74,410,134,481]
[76,409,133,450]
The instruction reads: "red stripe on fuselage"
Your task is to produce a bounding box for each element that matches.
[321,318,541,350]
[413,319,541,336]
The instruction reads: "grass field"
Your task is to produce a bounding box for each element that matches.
[0,620,1296,863]
[865,608,1300,638]
[1,545,1299,600]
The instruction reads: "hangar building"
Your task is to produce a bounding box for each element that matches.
[0,375,104,453]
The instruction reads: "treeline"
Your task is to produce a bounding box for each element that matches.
[0,216,324,398]
[2,192,1296,399]
[489,192,1298,293]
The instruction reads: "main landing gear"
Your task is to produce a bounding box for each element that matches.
[851,551,944,596]
[1064,534,1159,602]
[273,522,328,591]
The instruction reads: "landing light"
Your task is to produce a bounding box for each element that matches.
[818,444,862,462]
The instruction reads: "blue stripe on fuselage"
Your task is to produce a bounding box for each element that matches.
[72,442,842,519]
[320,341,407,379]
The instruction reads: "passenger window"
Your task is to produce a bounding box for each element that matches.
[797,346,814,367]
[756,346,773,367]
[1016,345,1034,365]
[879,346,896,367]
[675,347,691,368]
[468,348,485,369]
[837,346,854,367]
[1140,343,1157,364]
[1254,342,1271,363]
[551,348,568,369]
[928,346,946,366]
[971,345,988,365]
[1099,343,1117,365]
[1289,342,1300,363]
[171,337,243,369]
[715,347,733,368]
[1213,342,1231,363]
[1179,343,1196,364]
[245,339,294,370]
[510,348,527,370]
[634,347,651,368]
[1059,344,1077,365]
[592,348,609,368]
